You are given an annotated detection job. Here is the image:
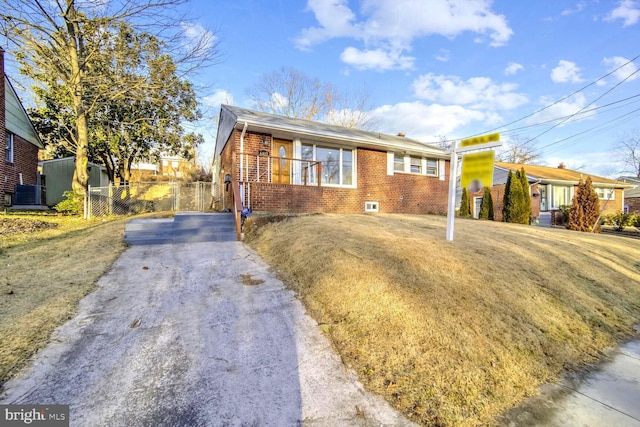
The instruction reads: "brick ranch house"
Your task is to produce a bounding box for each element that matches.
[1,47,43,206]
[213,105,450,214]
[469,162,634,224]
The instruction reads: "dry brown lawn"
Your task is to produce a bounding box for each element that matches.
[0,213,166,387]
[245,213,640,427]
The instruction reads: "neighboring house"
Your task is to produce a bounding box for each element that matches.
[1,47,44,206]
[619,176,640,213]
[469,162,634,223]
[213,105,450,214]
[131,155,196,182]
[40,157,109,207]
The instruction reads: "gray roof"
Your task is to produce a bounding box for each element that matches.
[214,105,448,158]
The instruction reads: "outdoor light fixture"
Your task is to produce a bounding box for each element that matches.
[262,136,269,146]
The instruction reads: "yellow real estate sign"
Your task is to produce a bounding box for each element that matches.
[460,132,500,148]
[461,150,495,193]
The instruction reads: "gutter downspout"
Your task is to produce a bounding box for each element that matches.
[239,122,248,206]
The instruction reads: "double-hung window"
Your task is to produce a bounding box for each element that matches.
[5,132,14,163]
[594,188,615,200]
[410,157,422,174]
[392,153,439,176]
[301,143,354,186]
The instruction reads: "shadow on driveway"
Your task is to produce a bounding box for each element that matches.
[1,240,414,426]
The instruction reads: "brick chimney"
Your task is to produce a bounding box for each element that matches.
[557,162,566,169]
[397,132,405,137]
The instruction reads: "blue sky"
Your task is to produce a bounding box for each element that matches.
[187,0,640,178]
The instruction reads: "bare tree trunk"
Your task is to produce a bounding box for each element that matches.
[66,5,89,199]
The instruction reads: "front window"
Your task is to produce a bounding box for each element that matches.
[594,188,615,200]
[394,153,404,172]
[302,143,354,186]
[393,153,439,176]
[5,132,14,163]
[410,157,422,174]
[551,185,572,209]
[426,159,438,176]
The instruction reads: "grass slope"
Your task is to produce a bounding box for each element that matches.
[0,214,130,387]
[246,213,640,426]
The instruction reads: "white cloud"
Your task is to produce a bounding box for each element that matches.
[412,73,528,110]
[561,2,586,16]
[180,22,217,54]
[369,102,486,140]
[296,0,513,71]
[504,62,524,75]
[340,47,414,70]
[203,89,234,107]
[435,49,450,62]
[527,93,595,125]
[296,0,357,50]
[605,0,640,26]
[603,56,639,82]
[550,60,584,83]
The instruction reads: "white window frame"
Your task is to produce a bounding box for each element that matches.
[365,201,379,212]
[389,152,439,177]
[298,141,357,188]
[550,185,573,209]
[5,132,14,163]
[594,187,615,200]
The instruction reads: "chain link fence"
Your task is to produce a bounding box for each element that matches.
[85,182,212,218]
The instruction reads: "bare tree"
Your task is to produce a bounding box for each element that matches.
[496,135,541,164]
[325,84,374,130]
[0,0,219,197]
[612,132,640,177]
[247,66,372,129]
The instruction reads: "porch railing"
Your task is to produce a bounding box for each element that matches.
[231,179,242,240]
[237,152,322,186]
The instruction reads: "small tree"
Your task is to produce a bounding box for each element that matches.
[518,168,532,224]
[479,187,494,220]
[502,171,529,224]
[459,188,471,217]
[567,176,601,232]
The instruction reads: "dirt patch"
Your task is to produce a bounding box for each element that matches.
[240,274,264,286]
[0,218,58,236]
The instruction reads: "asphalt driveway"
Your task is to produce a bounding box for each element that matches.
[1,240,415,426]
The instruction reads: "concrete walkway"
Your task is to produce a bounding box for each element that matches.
[1,236,414,426]
[502,338,640,426]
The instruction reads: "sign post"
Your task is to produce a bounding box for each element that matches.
[445,133,502,241]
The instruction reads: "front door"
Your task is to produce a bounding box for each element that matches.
[539,185,547,211]
[272,139,293,184]
[474,197,483,219]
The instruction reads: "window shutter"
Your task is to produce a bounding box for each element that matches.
[438,159,446,181]
[387,152,394,175]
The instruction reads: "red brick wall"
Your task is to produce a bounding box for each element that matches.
[1,135,40,203]
[626,196,640,214]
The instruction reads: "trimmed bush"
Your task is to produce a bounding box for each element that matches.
[479,187,494,220]
[459,188,471,217]
[54,191,83,215]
